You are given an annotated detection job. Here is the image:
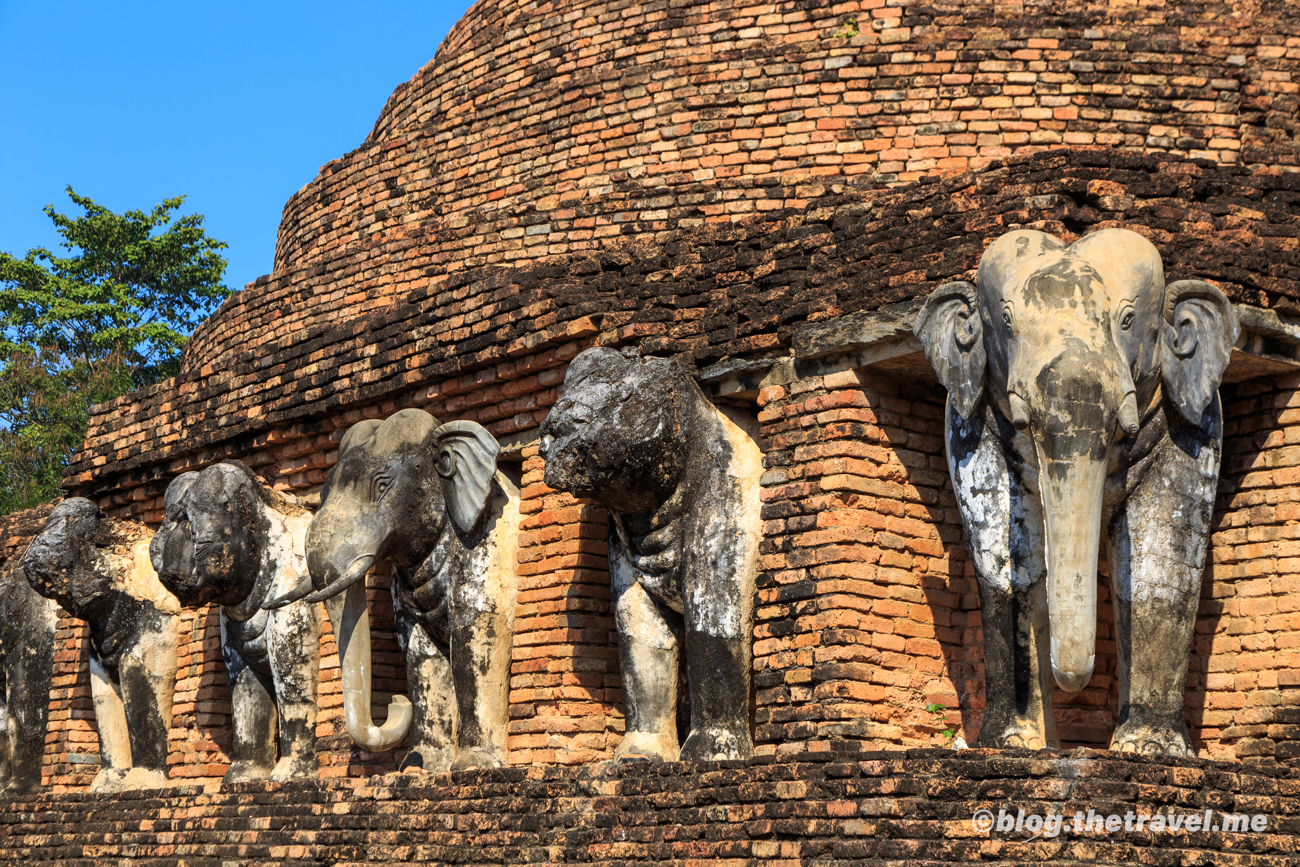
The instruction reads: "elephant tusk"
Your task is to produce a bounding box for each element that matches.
[299,556,375,605]
[1008,392,1031,430]
[1117,391,1140,437]
[263,575,315,610]
[263,555,374,609]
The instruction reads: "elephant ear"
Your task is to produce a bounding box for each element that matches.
[914,281,986,420]
[1162,280,1240,426]
[432,420,501,534]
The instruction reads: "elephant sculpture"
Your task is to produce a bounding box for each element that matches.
[0,558,57,793]
[914,228,1239,756]
[267,409,519,772]
[151,461,321,783]
[22,499,180,791]
[539,347,763,761]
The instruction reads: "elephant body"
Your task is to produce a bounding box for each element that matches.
[22,499,179,792]
[0,560,57,793]
[151,462,321,783]
[916,228,1238,756]
[271,409,518,772]
[539,348,763,762]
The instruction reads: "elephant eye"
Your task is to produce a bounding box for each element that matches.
[1001,306,1013,328]
[1120,307,1135,331]
[373,474,393,499]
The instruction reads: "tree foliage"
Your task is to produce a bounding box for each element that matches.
[0,188,232,513]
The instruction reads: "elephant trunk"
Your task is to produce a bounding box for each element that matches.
[1037,451,1107,692]
[1026,344,1127,693]
[305,508,412,751]
[331,578,412,751]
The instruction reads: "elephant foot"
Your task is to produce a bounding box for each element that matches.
[1111,720,1195,758]
[3,779,36,796]
[977,717,1051,751]
[615,731,679,762]
[89,767,129,794]
[451,747,503,771]
[120,767,170,791]
[270,754,316,783]
[223,760,272,785]
[399,745,454,774]
[680,724,752,762]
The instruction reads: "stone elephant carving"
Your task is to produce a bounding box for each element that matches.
[539,347,763,761]
[914,228,1239,756]
[22,499,180,791]
[0,559,57,793]
[151,461,320,783]
[268,409,519,772]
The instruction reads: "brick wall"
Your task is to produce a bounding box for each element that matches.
[0,753,1295,865]
[276,0,1300,277]
[753,368,966,755]
[1205,373,1300,766]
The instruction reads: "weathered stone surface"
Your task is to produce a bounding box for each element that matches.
[540,348,763,761]
[21,500,179,792]
[151,461,321,783]
[915,228,1237,757]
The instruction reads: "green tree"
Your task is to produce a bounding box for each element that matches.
[0,187,232,513]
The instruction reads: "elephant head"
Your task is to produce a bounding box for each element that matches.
[540,347,692,514]
[22,498,117,622]
[267,408,500,750]
[915,228,1239,692]
[151,462,283,620]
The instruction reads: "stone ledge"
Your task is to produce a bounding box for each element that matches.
[2,751,1295,865]
[702,300,1300,398]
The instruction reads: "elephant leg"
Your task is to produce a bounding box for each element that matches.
[116,610,178,791]
[612,563,681,762]
[0,672,10,790]
[680,626,750,761]
[6,631,54,793]
[223,649,277,784]
[678,564,753,761]
[447,498,515,770]
[1107,411,1219,758]
[266,605,321,783]
[446,605,511,770]
[947,404,1056,749]
[393,593,455,773]
[87,654,132,793]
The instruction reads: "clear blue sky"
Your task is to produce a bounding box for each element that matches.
[0,0,473,295]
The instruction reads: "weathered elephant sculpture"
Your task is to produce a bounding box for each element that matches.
[151,462,320,783]
[22,499,180,791]
[267,409,519,772]
[539,348,763,761]
[0,559,57,793]
[915,228,1239,756]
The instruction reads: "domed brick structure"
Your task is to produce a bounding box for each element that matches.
[2,1,1299,862]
